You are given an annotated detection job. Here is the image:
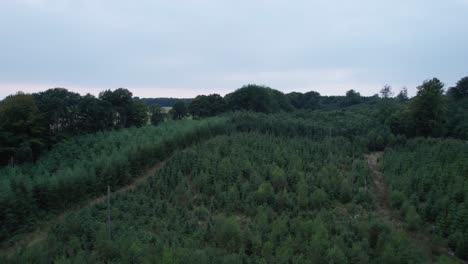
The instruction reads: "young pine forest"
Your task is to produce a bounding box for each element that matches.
[0,76,467,263]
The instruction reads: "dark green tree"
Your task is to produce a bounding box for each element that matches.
[170,100,188,120]
[225,84,293,113]
[99,88,134,128]
[77,94,114,132]
[129,98,149,127]
[287,91,321,110]
[33,88,81,141]
[0,92,45,165]
[380,85,393,98]
[409,78,446,136]
[396,87,408,101]
[188,94,226,118]
[149,104,165,125]
[447,76,468,100]
[340,89,362,107]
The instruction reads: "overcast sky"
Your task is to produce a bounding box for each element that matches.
[0,0,467,98]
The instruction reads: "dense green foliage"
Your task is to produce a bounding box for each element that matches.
[0,88,151,166]
[225,84,294,113]
[189,94,226,118]
[382,138,468,259]
[0,118,227,242]
[1,75,467,262]
[445,96,468,140]
[170,100,188,120]
[149,104,166,125]
[231,108,396,152]
[390,77,468,139]
[287,91,321,110]
[142,98,192,107]
[3,76,467,167]
[3,131,429,263]
[0,93,46,165]
[447,77,468,100]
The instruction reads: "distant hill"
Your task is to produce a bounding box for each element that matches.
[142,97,192,107]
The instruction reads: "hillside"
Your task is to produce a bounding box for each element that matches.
[0,79,467,263]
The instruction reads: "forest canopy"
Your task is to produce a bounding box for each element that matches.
[0,75,468,263]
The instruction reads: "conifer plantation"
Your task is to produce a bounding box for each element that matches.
[0,78,467,263]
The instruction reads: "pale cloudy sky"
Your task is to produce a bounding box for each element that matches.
[0,0,467,98]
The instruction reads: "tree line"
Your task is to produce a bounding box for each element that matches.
[1,75,467,166]
[0,88,169,166]
[173,76,468,142]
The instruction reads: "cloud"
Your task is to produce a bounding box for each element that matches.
[0,0,467,98]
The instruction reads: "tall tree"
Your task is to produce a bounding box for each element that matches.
[287,91,321,110]
[33,88,81,141]
[77,94,114,132]
[129,98,149,127]
[170,100,188,120]
[225,84,293,113]
[447,76,468,100]
[396,87,408,101]
[149,104,165,125]
[0,92,45,164]
[340,89,362,107]
[409,78,446,136]
[380,85,393,98]
[99,88,134,128]
[188,94,226,118]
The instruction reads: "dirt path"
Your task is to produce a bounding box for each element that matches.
[0,161,166,256]
[366,152,465,263]
[367,152,400,224]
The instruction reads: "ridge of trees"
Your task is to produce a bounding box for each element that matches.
[0,118,228,242]
[382,138,468,259]
[1,76,467,167]
[0,88,152,166]
[142,97,192,107]
[1,94,466,261]
[3,131,431,263]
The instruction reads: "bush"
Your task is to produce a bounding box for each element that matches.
[405,205,422,231]
[390,190,406,209]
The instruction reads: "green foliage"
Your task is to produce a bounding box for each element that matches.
[99,88,135,128]
[170,100,188,120]
[410,78,446,136]
[34,88,82,138]
[76,93,114,133]
[0,92,45,165]
[129,97,149,127]
[382,138,468,259]
[390,190,406,209]
[380,85,394,98]
[340,89,362,107]
[391,78,447,137]
[447,76,468,100]
[225,84,293,113]
[445,96,468,140]
[2,116,428,262]
[287,91,321,110]
[256,182,274,204]
[0,117,227,242]
[404,205,422,231]
[149,103,165,125]
[396,87,408,101]
[189,94,226,118]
